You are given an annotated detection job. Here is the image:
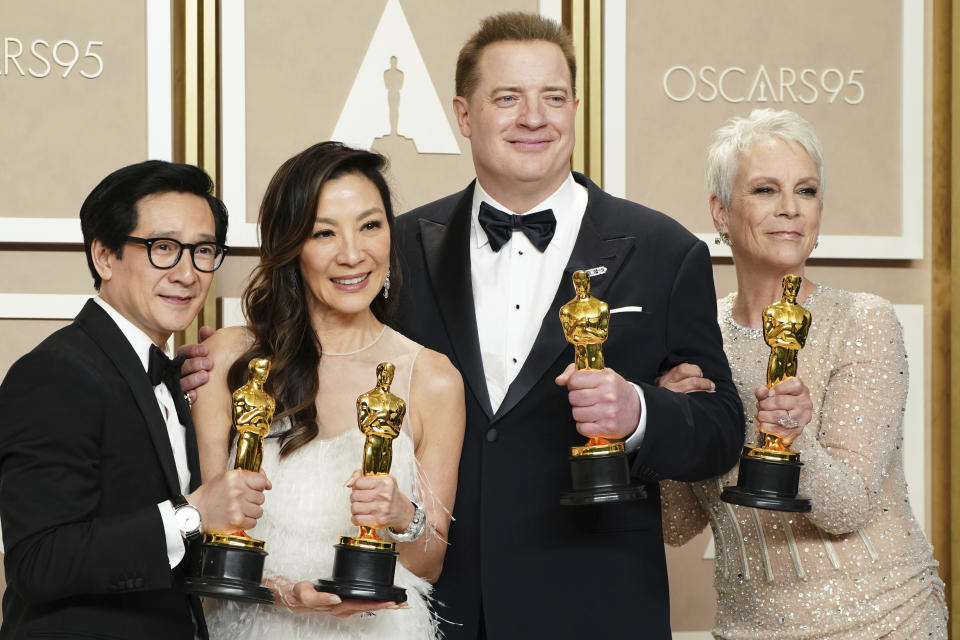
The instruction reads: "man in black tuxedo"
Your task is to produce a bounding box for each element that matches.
[0,161,270,639]
[392,13,744,639]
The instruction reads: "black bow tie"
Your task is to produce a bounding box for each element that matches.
[148,344,191,426]
[478,201,556,253]
[148,344,185,390]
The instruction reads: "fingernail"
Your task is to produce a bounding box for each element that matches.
[329,595,342,604]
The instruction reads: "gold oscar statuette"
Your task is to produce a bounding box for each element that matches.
[721,275,812,512]
[208,357,275,549]
[315,362,408,602]
[559,269,618,455]
[559,270,646,506]
[184,358,276,603]
[755,273,812,457]
[344,361,405,551]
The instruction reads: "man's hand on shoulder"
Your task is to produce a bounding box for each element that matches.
[177,325,215,403]
[555,364,640,440]
[186,469,271,534]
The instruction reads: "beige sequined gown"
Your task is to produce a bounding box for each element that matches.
[661,286,947,640]
[206,326,438,639]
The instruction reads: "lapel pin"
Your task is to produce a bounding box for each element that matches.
[584,266,607,277]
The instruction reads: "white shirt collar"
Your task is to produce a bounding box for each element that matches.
[93,296,165,373]
[471,173,580,250]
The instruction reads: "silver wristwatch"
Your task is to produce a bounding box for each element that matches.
[385,500,426,542]
[172,494,202,541]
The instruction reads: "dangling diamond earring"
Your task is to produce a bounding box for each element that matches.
[382,268,391,299]
[714,229,732,247]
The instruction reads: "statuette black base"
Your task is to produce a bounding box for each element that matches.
[184,540,274,604]
[560,450,647,506]
[315,543,407,602]
[720,449,811,513]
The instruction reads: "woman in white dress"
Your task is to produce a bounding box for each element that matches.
[193,142,465,638]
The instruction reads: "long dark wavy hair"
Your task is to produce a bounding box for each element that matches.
[227,142,401,457]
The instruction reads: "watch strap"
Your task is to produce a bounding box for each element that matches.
[172,495,202,541]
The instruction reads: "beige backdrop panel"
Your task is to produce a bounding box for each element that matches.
[236,0,536,243]
[0,0,160,384]
[0,319,73,381]
[0,250,96,378]
[0,0,148,219]
[625,0,901,238]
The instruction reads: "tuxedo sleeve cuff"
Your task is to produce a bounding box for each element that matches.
[624,383,647,452]
[158,500,186,568]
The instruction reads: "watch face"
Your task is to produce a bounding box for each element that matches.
[176,506,201,533]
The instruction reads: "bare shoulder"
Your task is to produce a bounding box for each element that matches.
[409,349,465,448]
[206,326,253,369]
[410,348,463,399]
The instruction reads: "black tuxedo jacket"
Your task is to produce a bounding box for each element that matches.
[394,174,743,639]
[0,300,204,639]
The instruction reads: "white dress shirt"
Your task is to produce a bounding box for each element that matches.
[93,297,190,567]
[469,174,647,448]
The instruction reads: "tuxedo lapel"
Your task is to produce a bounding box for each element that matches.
[493,183,635,423]
[419,186,494,419]
[171,389,202,492]
[75,300,182,496]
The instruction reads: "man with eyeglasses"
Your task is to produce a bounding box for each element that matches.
[0,160,269,640]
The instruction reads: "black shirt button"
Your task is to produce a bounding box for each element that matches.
[486,428,499,442]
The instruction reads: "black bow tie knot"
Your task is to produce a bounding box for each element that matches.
[478,201,557,252]
[148,344,185,389]
[149,344,192,425]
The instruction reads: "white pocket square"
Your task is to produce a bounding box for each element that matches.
[610,306,643,314]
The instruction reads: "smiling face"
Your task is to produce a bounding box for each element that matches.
[453,39,578,212]
[298,172,391,321]
[94,191,216,346]
[712,136,822,274]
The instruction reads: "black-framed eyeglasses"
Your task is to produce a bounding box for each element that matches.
[125,236,228,272]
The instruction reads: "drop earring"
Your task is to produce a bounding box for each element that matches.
[382,268,391,299]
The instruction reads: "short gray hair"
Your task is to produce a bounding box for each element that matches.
[706,108,824,210]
